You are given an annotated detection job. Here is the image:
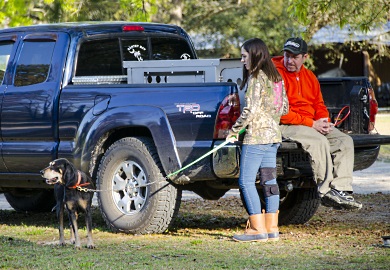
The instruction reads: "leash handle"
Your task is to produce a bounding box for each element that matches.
[166,128,245,178]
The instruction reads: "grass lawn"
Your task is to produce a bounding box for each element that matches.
[1,194,389,270]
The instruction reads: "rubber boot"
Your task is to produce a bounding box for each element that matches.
[265,210,279,241]
[233,213,268,242]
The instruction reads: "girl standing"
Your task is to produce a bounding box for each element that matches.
[226,38,288,242]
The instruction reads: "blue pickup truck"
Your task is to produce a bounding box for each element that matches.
[0,22,389,234]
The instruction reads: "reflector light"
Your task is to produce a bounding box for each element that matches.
[122,25,144,32]
[368,86,378,132]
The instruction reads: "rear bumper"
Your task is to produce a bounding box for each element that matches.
[350,134,390,147]
[349,133,390,171]
[354,146,379,171]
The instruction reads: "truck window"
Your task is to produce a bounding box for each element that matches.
[14,40,55,86]
[122,39,149,62]
[75,36,194,78]
[76,39,122,76]
[151,37,194,60]
[0,41,14,84]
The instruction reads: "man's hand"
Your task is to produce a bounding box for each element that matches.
[312,118,334,135]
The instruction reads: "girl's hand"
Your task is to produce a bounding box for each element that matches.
[226,130,238,143]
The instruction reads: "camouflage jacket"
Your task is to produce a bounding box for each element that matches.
[230,70,288,145]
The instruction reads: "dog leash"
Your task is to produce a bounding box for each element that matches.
[334,105,350,127]
[165,128,245,179]
[76,180,156,193]
[81,129,245,193]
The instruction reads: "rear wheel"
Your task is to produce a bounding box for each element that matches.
[4,189,55,212]
[278,187,320,225]
[97,137,181,234]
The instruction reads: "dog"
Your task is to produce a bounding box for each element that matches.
[40,158,95,249]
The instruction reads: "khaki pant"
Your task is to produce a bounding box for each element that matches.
[280,125,354,195]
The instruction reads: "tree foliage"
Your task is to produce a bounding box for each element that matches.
[0,0,389,59]
[0,0,151,28]
[150,0,301,58]
[287,0,389,39]
[286,0,390,61]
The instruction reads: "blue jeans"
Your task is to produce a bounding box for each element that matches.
[239,143,280,215]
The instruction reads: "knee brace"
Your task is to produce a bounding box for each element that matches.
[260,167,279,197]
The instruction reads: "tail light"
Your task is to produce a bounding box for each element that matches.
[367,85,378,132]
[214,93,241,139]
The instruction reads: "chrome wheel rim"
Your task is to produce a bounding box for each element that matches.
[111,160,148,215]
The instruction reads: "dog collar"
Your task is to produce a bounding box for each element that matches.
[68,171,90,189]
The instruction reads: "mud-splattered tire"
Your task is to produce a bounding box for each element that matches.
[96,137,181,234]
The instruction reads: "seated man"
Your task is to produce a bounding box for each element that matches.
[272,37,362,210]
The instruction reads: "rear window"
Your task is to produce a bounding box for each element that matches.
[151,37,193,60]
[76,36,195,77]
[122,39,149,62]
[76,39,122,76]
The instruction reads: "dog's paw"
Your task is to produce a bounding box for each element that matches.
[87,243,95,249]
[58,241,66,246]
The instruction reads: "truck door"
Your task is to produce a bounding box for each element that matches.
[0,35,19,173]
[1,32,69,173]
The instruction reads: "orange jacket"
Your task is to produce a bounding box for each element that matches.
[272,56,329,127]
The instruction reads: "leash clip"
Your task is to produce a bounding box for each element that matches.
[76,186,94,193]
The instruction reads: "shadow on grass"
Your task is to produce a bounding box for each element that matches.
[0,235,35,248]
[171,213,245,231]
[0,206,110,232]
[0,205,247,234]
[2,194,389,238]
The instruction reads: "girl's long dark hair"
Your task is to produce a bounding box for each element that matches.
[240,38,282,90]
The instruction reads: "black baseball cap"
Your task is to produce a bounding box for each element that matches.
[283,37,307,54]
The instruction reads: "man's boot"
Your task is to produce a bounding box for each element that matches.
[265,210,279,241]
[233,213,268,242]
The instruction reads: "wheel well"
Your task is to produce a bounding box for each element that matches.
[89,127,153,180]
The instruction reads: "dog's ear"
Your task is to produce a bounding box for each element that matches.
[61,160,79,187]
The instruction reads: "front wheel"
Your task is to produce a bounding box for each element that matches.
[97,137,181,234]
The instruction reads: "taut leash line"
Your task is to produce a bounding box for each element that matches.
[87,129,245,192]
[166,128,245,178]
